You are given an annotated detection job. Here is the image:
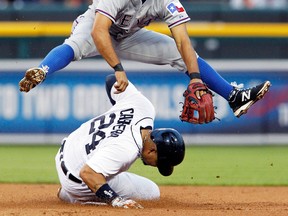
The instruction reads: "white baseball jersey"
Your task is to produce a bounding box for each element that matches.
[65,0,189,71]
[90,0,190,40]
[60,81,155,180]
[55,81,160,203]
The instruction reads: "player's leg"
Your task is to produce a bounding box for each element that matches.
[38,9,100,75]
[107,172,160,200]
[41,9,100,73]
[55,145,105,204]
[36,44,74,76]
[196,57,270,117]
[19,8,99,93]
[196,57,232,100]
[56,172,159,205]
[56,152,159,203]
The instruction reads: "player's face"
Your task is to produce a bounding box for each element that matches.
[141,153,157,167]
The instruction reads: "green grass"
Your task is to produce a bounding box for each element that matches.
[130,145,288,186]
[0,145,59,183]
[0,145,288,185]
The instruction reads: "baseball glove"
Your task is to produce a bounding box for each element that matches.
[180,82,215,124]
[19,67,47,92]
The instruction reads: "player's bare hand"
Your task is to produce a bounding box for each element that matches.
[189,78,205,99]
[114,71,129,94]
[111,197,143,209]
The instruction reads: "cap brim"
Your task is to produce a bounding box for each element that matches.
[158,162,174,176]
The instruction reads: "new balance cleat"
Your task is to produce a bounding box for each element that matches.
[228,81,271,118]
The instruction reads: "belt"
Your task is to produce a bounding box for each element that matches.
[59,140,82,184]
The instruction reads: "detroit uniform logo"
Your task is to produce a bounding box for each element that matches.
[166,2,185,15]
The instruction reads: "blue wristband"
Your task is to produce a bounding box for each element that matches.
[95,183,118,203]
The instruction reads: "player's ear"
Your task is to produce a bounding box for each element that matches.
[105,74,116,105]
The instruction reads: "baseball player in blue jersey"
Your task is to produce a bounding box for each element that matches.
[55,74,185,208]
[19,0,270,123]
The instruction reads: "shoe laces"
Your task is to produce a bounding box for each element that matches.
[230,81,244,89]
[40,65,49,74]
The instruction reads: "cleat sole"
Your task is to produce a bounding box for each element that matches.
[234,81,271,118]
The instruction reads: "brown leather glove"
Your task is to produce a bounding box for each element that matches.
[180,82,215,124]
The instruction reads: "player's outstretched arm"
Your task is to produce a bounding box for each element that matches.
[170,23,200,82]
[91,13,128,93]
[80,164,143,209]
[170,23,215,124]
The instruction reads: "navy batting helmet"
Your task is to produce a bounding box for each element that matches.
[150,128,185,176]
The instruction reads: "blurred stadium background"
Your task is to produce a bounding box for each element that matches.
[0,0,288,145]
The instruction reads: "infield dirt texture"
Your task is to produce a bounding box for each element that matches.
[1,184,288,215]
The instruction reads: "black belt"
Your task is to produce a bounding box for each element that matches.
[59,140,82,184]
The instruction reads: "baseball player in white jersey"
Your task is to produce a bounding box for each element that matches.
[55,74,185,208]
[19,0,271,122]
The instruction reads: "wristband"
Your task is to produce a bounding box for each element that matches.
[186,72,201,80]
[113,63,124,71]
[95,183,119,203]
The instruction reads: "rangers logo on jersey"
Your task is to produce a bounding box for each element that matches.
[166,2,185,15]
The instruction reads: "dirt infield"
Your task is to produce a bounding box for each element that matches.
[1,184,288,216]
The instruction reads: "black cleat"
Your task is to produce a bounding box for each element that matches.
[228,81,271,117]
